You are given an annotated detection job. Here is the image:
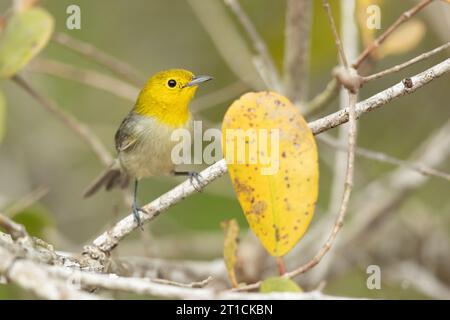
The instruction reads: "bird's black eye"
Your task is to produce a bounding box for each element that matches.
[167,79,177,88]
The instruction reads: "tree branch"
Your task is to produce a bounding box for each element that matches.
[0,246,100,299]
[318,133,450,182]
[27,58,139,102]
[362,41,450,83]
[234,0,360,293]
[88,57,450,256]
[52,32,145,86]
[353,0,435,69]
[305,79,340,115]
[311,58,450,134]
[284,0,313,104]
[0,213,29,241]
[0,231,360,299]
[12,75,113,167]
[224,0,282,91]
[187,0,266,90]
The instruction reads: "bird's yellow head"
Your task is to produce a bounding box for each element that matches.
[134,69,212,127]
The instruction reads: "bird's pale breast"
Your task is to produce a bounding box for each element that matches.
[117,113,193,179]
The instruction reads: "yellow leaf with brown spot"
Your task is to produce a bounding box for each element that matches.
[378,19,425,59]
[222,92,319,257]
[221,219,239,288]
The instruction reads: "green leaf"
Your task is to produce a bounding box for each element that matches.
[260,277,302,293]
[0,7,54,78]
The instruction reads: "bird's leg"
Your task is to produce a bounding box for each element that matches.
[174,171,205,192]
[132,179,145,230]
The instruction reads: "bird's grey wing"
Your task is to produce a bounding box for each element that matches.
[115,113,140,153]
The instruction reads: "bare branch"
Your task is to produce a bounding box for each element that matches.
[224,0,282,90]
[285,97,357,280]
[27,58,139,102]
[188,0,266,90]
[310,58,450,134]
[353,0,435,69]
[151,276,213,288]
[12,75,113,167]
[343,120,450,246]
[0,246,100,299]
[89,57,450,256]
[3,186,49,217]
[274,0,358,284]
[305,79,340,115]
[284,0,313,104]
[362,41,450,83]
[322,0,349,68]
[90,162,228,253]
[52,32,145,86]
[36,262,358,299]
[0,232,360,299]
[0,213,29,241]
[308,122,450,285]
[318,133,450,182]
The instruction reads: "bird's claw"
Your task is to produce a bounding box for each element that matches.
[132,203,146,230]
[188,172,205,192]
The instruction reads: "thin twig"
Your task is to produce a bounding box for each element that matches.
[287,92,356,279]
[27,58,139,102]
[43,262,351,299]
[3,186,49,217]
[343,121,450,247]
[318,133,450,182]
[304,79,340,115]
[0,213,29,241]
[311,58,450,134]
[284,0,313,104]
[362,41,450,83]
[224,0,281,90]
[151,276,213,288]
[88,57,450,255]
[235,0,359,292]
[326,0,359,225]
[52,32,145,86]
[353,0,435,69]
[323,0,349,68]
[188,0,266,90]
[314,122,450,284]
[12,75,113,166]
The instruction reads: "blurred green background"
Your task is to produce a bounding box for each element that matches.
[0,0,449,299]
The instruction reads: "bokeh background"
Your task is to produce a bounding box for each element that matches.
[0,0,449,299]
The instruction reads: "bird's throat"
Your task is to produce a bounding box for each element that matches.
[133,99,191,127]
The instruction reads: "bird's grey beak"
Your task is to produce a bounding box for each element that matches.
[186,75,213,87]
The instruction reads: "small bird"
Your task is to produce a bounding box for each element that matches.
[84,69,212,226]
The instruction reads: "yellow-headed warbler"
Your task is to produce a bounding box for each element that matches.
[84,69,212,226]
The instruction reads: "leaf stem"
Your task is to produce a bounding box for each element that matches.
[276,256,286,276]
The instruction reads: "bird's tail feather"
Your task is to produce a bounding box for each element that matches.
[83,160,130,197]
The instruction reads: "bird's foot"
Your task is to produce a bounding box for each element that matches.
[188,171,205,192]
[132,202,146,230]
[175,171,205,192]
